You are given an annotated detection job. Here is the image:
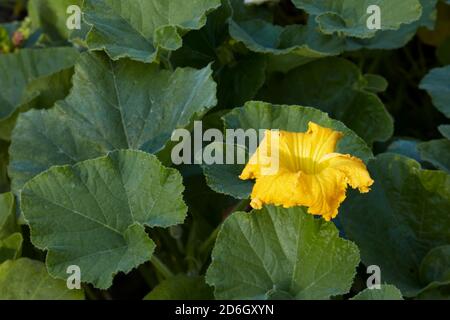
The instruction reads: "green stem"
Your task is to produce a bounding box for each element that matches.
[138,265,155,287]
[199,226,220,255]
[160,52,173,71]
[199,199,250,262]
[232,198,250,213]
[199,199,250,255]
[150,255,174,279]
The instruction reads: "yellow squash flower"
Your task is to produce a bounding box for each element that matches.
[240,122,374,221]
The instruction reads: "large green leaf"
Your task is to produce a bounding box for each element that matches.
[0,48,79,122]
[0,258,84,299]
[201,101,373,199]
[341,153,450,297]
[0,192,18,239]
[21,150,187,289]
[9,51,217,193]
[292,0,422,38]
[418,139,450,173]
[351,285,403,300]
[206,206,360,299]
[224,102,373,162]
[144,274,214,300]
[83,0,221,63]
[259,58,393,144]
[420,66,450,118]
[28,0,83,43]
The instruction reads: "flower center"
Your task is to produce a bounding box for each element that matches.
[281,154,326,175]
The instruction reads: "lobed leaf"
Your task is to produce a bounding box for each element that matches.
[21,150,187,289]
[9,51,217,192]
[341,153,450,297]
[206,206,360,299]
[83,0,221,63]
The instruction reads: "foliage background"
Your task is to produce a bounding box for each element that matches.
[0,0,449,300]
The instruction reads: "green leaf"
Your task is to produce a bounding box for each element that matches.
[0,48,79,122]
[418,139,450,173]
[351,285,403,300]
[420,66,450,118]
[9,51,217,193]
[144,274,213,300]
[417,284,450,300]
[206,206,360,299]
[224,102,374,162]
[259,58,393,144]
[21,150,187,289]
[0,192,18,239]
[386,138,422,163]
[0,232,22,263]
[217,54,267,109]
[439,125,450,140]
[341,153,450,297]
[200,142,254,199]
[419,245,450,285]
[292,0,422,38]
[0,66,75,141]
[201,101,373,199]
[28,0,83,43]
[363,74,388,93]
[83,0,221,63]
[346,0,438,50]
[0,258,84,299]
[228,18,344,60]
[171,0,233,68]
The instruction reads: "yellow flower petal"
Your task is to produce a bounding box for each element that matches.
[320,153,374,193]
[240,122,374,220]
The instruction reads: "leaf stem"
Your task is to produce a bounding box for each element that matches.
[199,199,250,255]
[199,225,220,255]
[232,198,250,213]
[138,265,155,287]
[150,255,174,279]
